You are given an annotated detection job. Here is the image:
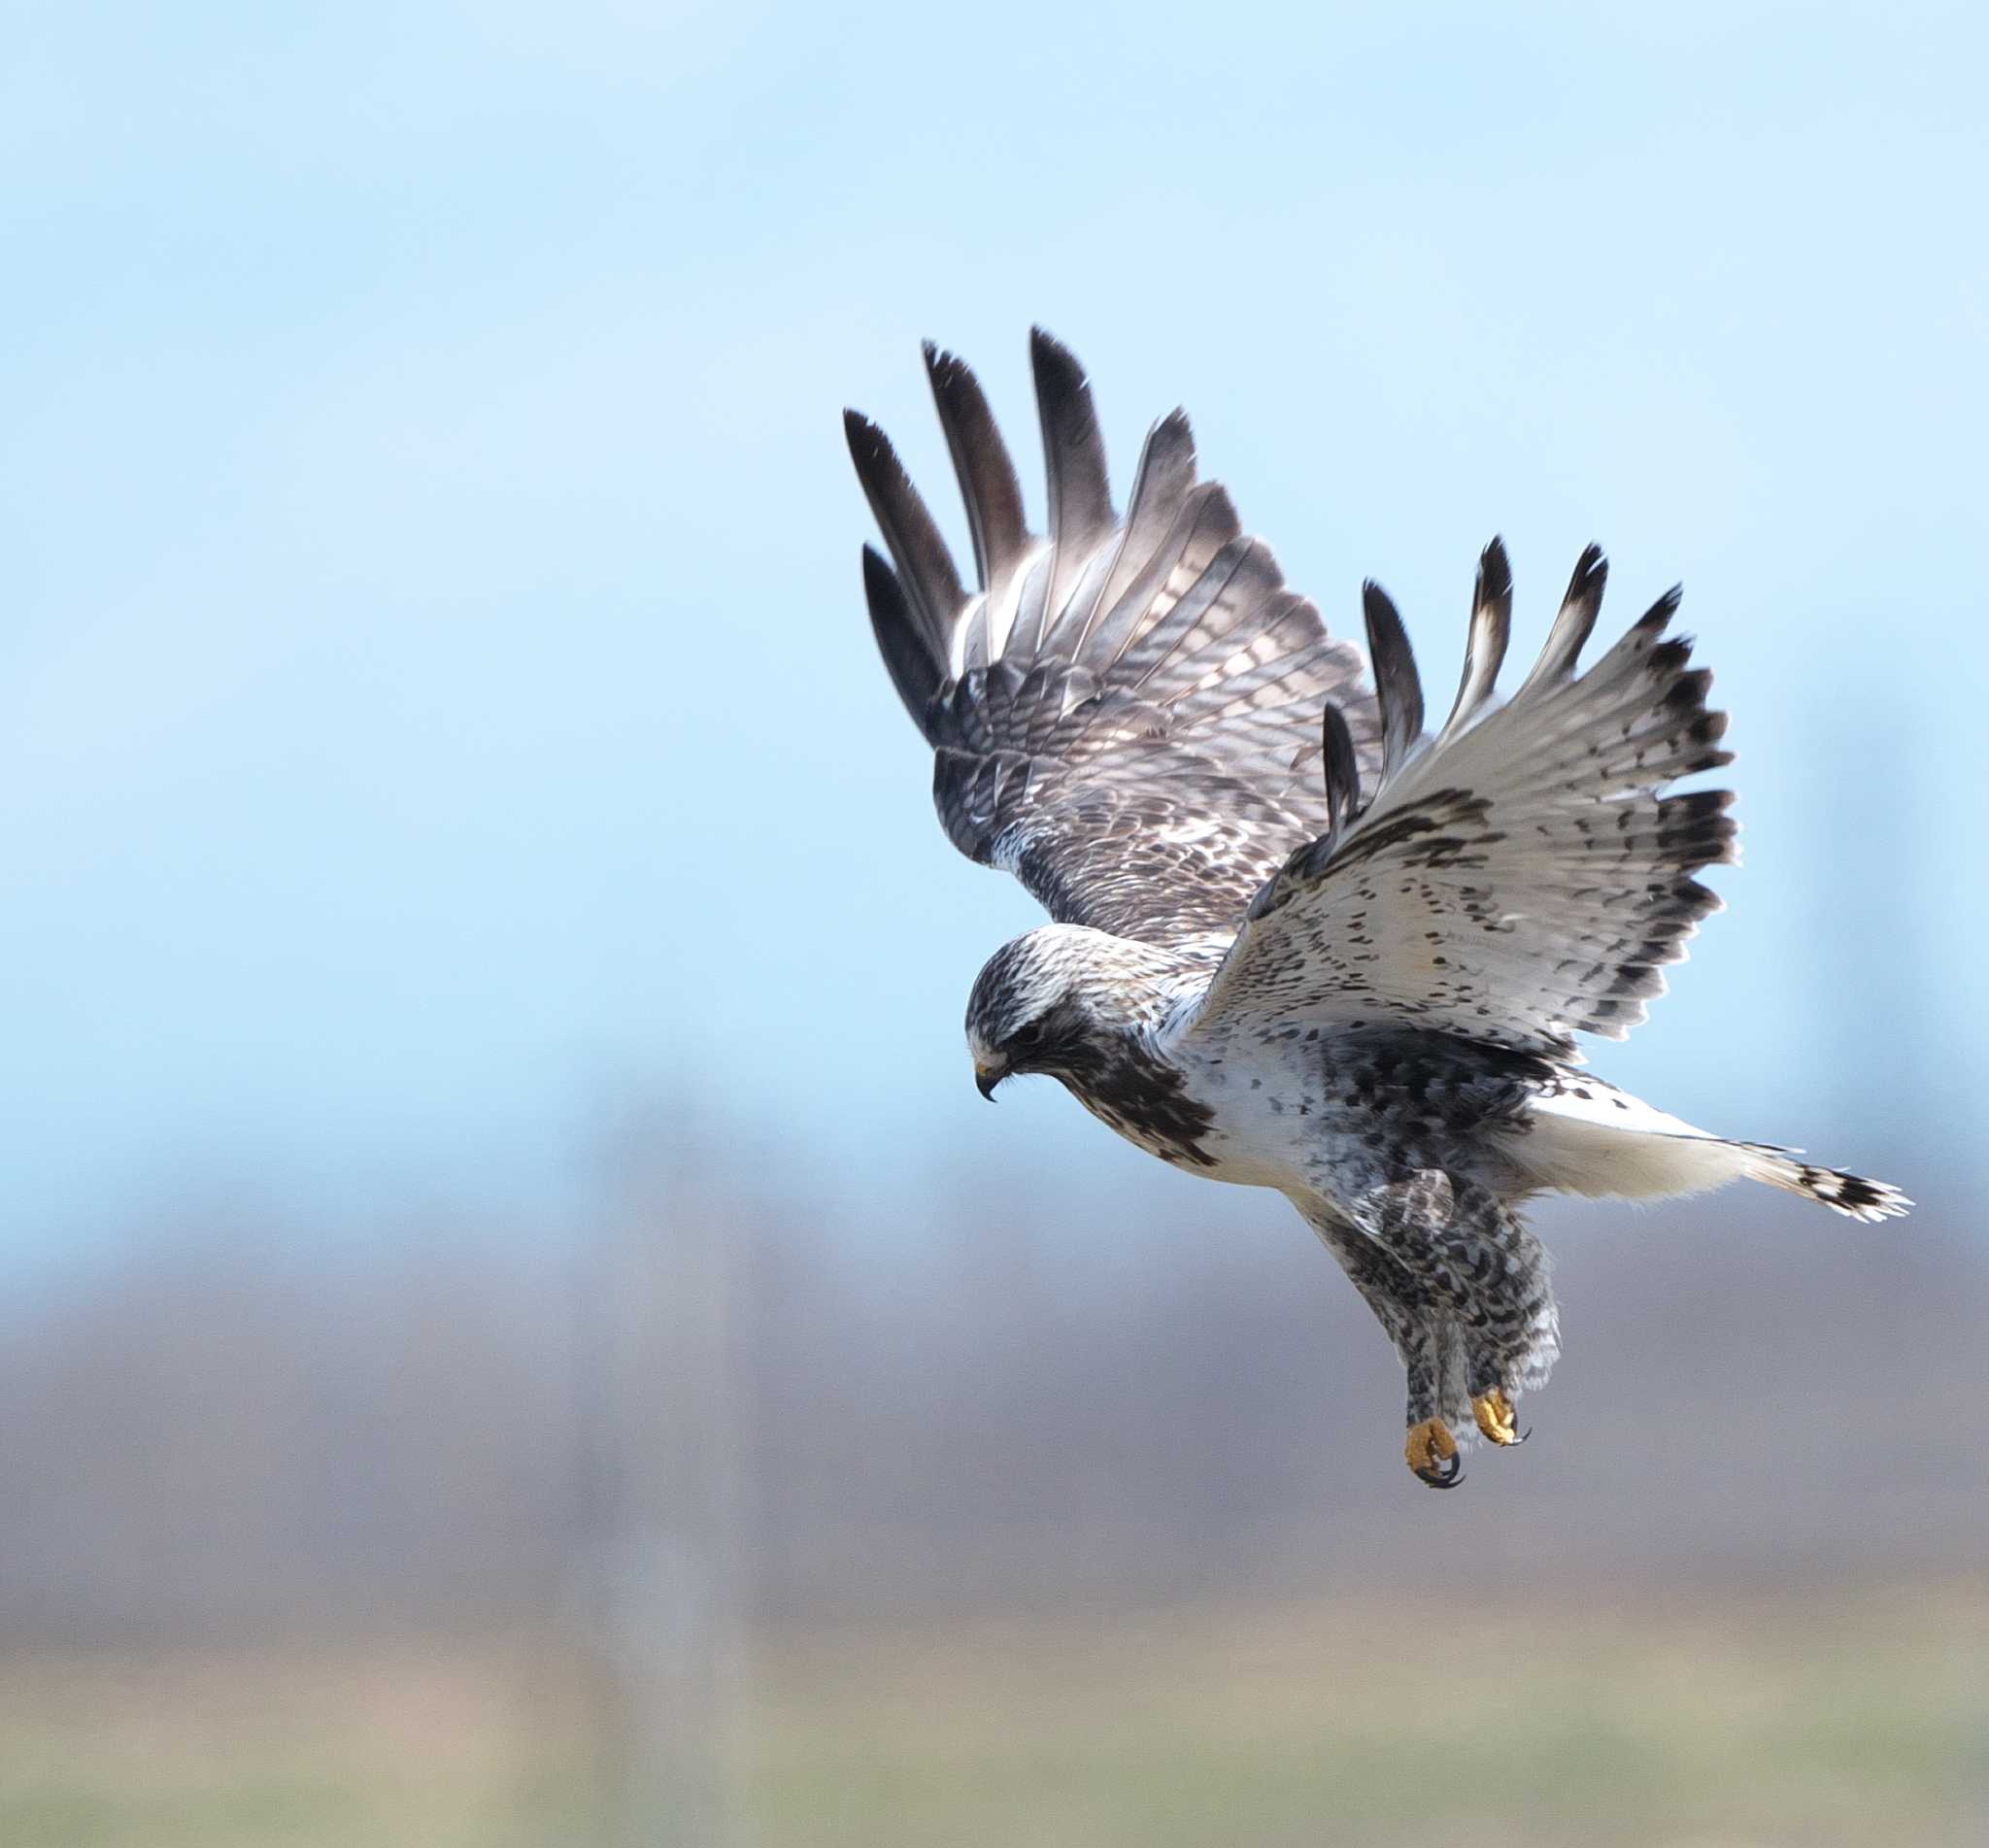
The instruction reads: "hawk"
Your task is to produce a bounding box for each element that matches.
[847,330,1907,1488]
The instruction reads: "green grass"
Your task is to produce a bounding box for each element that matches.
[1,1579,1981,1846]
[0,1639,589,1848]
[746,1583,1988,1847]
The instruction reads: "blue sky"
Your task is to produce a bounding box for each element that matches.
[3,2,1983,1261]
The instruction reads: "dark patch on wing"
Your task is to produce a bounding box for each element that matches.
[1251,791,1499,921]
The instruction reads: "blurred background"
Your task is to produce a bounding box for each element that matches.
[3,3,1986,1844]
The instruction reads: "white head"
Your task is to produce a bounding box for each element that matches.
[963,924,1180,1100]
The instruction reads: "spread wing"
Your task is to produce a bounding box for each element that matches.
[1193,540,1737,1059]
[849,329,1378,950]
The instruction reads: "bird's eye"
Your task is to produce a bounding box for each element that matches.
[1009,1022,1045,1052]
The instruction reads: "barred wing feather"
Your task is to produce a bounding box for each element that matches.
[1197,541,1738,1058]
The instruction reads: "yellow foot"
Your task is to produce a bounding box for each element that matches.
[1404,1418,1462,1489]
[1471,1388,1526,1447]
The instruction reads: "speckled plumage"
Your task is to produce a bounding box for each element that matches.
[851,331,1909,1486]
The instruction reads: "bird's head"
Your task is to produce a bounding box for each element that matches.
[964,925,1178,1099]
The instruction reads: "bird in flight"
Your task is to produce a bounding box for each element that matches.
[846,330,1907,1488]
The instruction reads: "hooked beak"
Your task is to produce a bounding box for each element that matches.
[974,1059,1006,1102]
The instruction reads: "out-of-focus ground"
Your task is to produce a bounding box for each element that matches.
[750,1583,1989,1848]
[1,1136,1981,1845]
[4,1581,1982,1847]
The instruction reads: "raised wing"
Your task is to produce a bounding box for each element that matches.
[1194,540,1737,1058]
[849,329,1378,949]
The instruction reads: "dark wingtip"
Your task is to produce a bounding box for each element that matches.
[1568,543,1608,604]
[1476,535,1513,612]
[1516,542,1612,695]
[1320,698,1362,825]
[860,539,896,605]
[1029,322,1076,365]
[845,389,968,645]
[1439,538,1515,740]
[861,543,945,738]
[1638,585,1685,634]
[1029,322,1112,605]
[922,339,1030,602]
[843,406,885,461]
[1363,579,1425,779]
[1361,580,1402,673]
[1029,325,1091,407]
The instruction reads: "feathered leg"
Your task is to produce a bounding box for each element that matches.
[1353,1172,1560,1462]
[1305,1211,1470,1487]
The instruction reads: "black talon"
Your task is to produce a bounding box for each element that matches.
[1414,1455,1465,1490]
[1515,1427,1533,1445]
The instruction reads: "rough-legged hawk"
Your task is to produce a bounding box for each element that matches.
[847,330,1907,1488]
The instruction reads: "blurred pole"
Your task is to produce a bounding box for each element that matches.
[570,1094,746,1847]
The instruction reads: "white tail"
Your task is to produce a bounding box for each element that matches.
[1509,1082,1911,1224]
